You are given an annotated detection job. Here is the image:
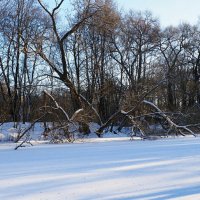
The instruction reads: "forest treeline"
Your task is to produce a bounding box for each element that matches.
[0,0,200,127]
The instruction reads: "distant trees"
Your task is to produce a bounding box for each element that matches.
[0,0,200,134]
[0,0,48,126]
[110,11,160,109]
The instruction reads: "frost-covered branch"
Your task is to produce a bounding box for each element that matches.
[44,90,70,121]
[143,100,196,137]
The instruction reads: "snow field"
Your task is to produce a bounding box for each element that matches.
[0,137,200,200]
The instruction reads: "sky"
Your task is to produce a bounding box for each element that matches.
[116,0,200,27]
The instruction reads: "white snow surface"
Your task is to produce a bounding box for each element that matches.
[0,137,200,200]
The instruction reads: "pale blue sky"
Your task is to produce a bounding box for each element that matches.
[44,0,200,28]
[116,0,200,27]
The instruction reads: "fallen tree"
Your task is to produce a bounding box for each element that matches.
[14,97,200,150]
[96,98,199,139]
[143,100,197,137]
[14,90,91,149]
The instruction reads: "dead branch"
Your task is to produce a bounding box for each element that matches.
[44,90,70,121]
[70,109,84,121]
[127,115,146,139]
[43,90,94,142]
[79,94,102,125]
[143,100,196,137]
[96,80,165,136]
[14,113,47,150]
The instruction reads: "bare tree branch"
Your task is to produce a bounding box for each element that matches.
[44,90,70,121]
[143,100,196,137]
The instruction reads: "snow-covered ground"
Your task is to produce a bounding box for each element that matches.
[0,122,132,142]
[0,122,44,141]
[0,137,200,200]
